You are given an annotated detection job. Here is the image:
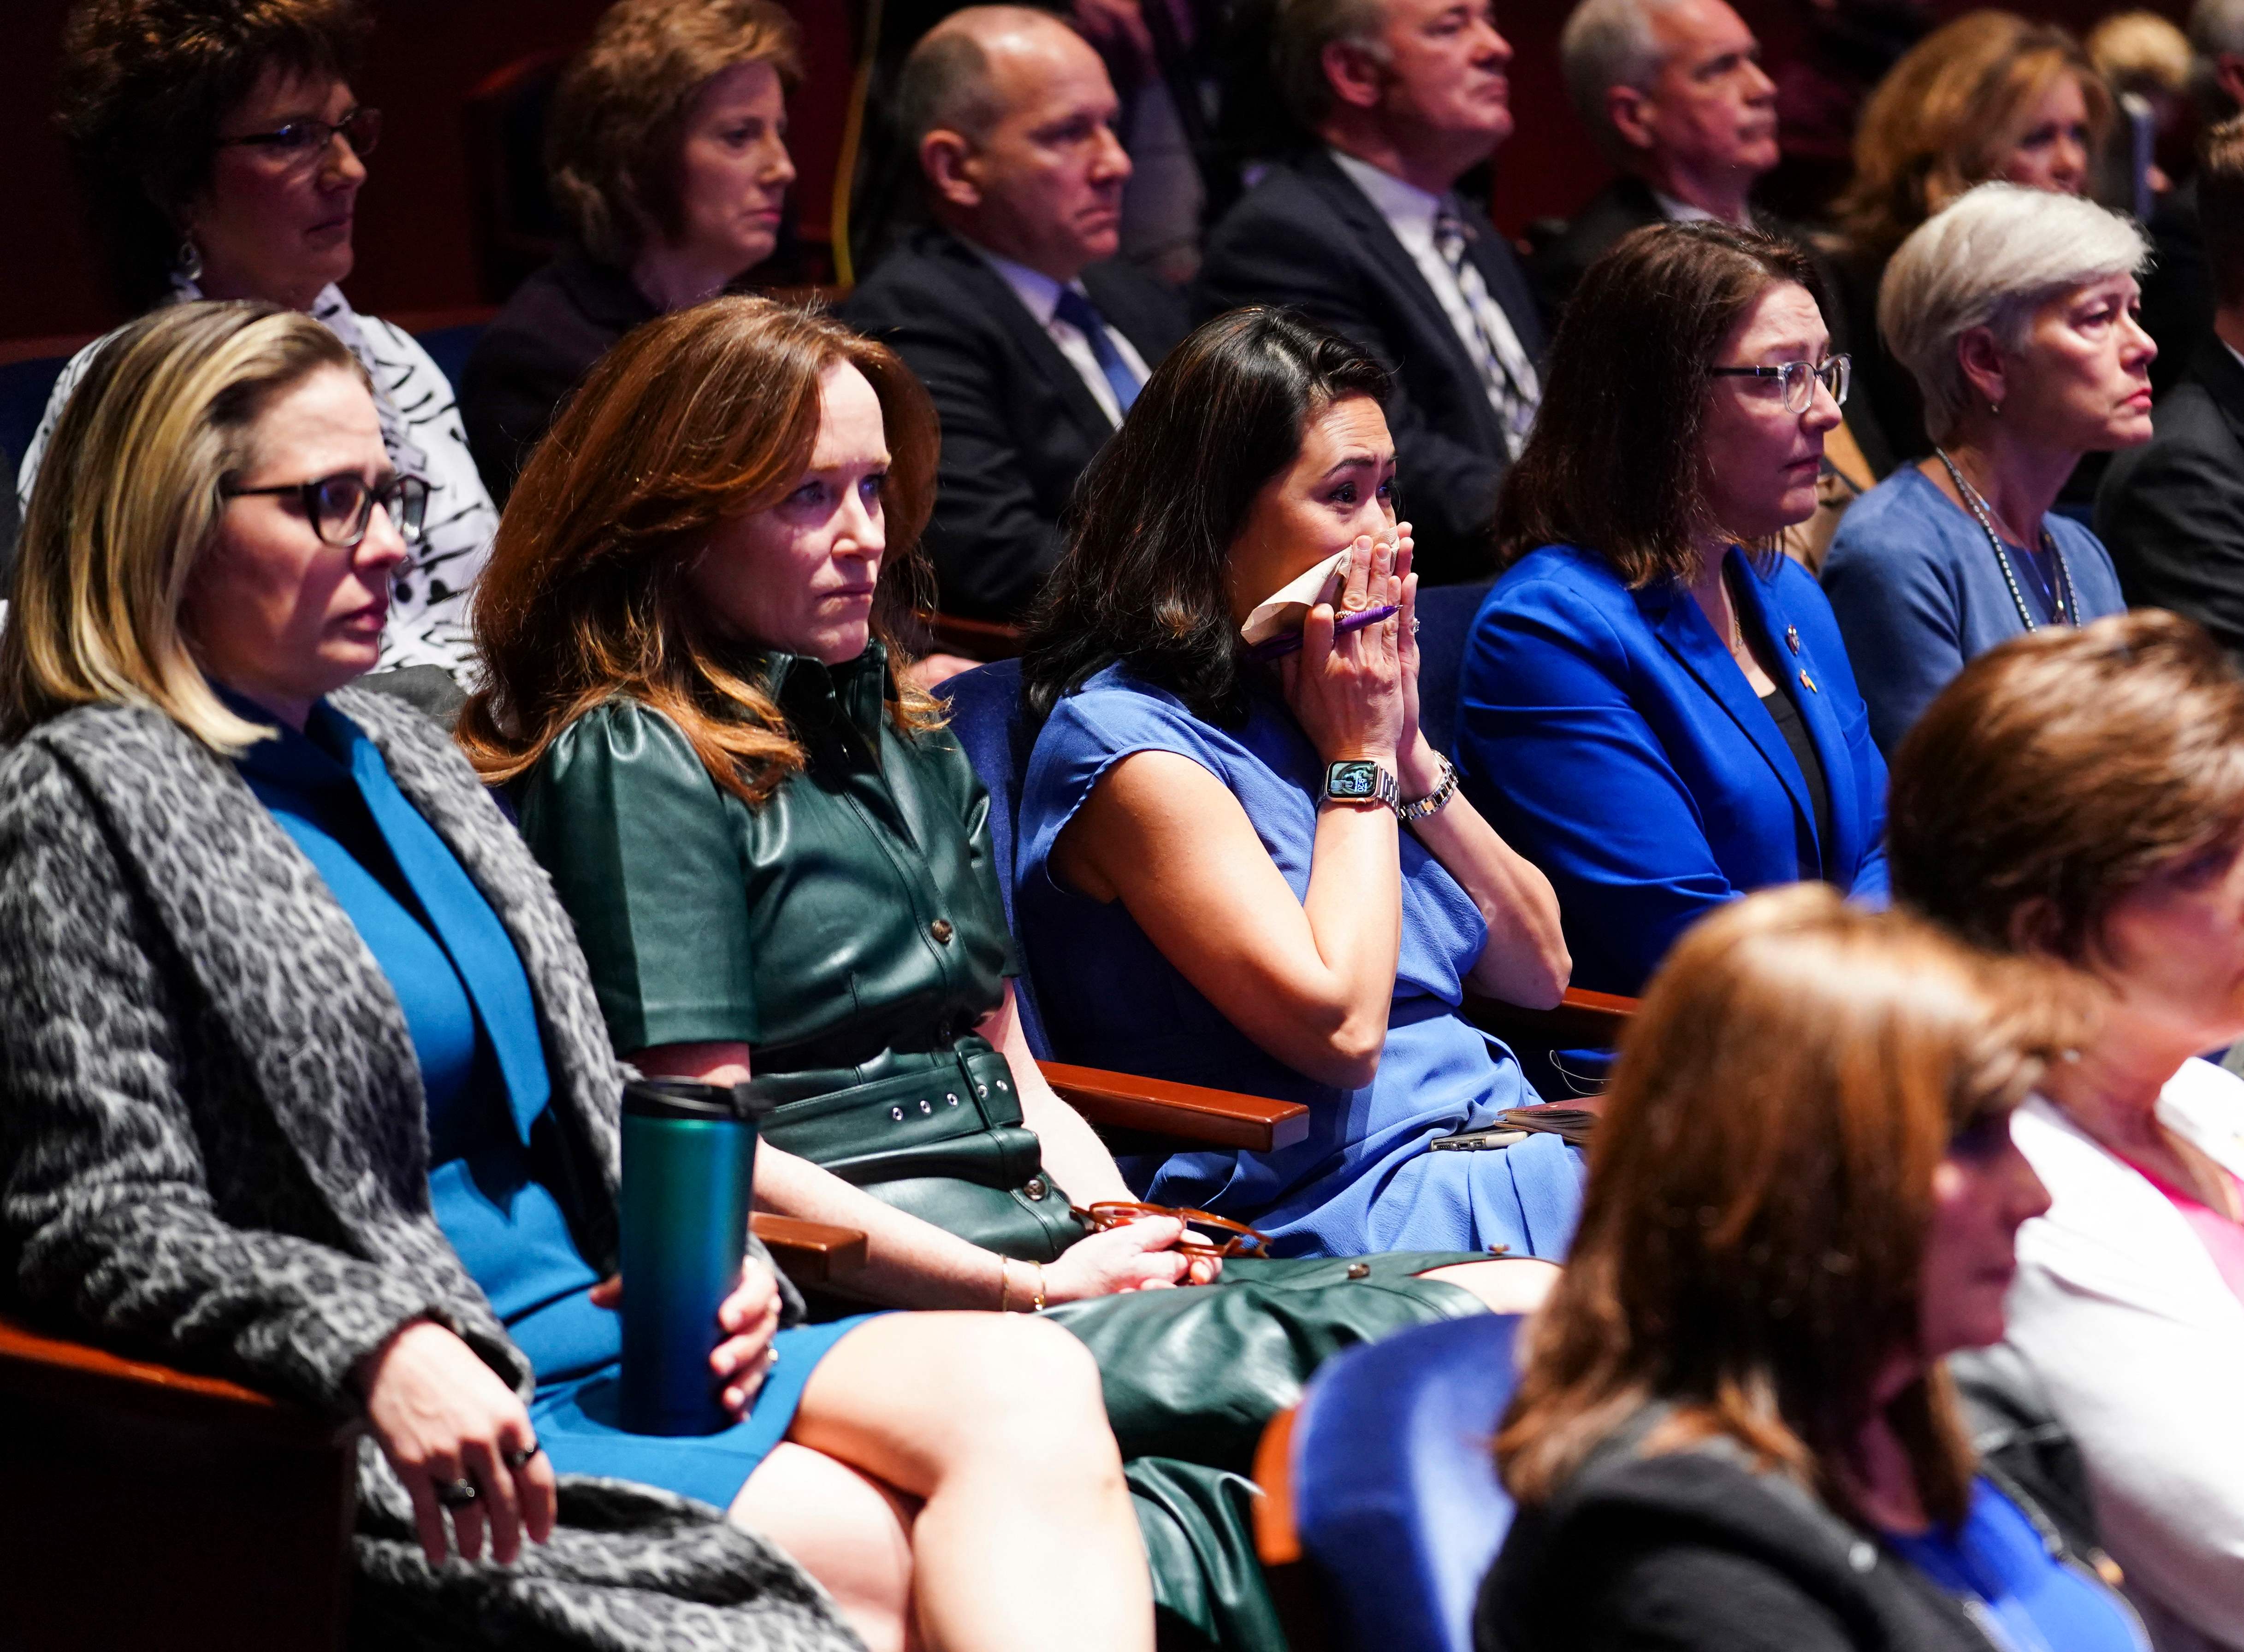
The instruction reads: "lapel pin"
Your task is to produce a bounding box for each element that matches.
[1785,625,1800,655]
[1800,667,1818,694]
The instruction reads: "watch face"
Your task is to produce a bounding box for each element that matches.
[1330,762,1376,798]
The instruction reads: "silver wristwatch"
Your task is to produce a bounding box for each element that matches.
[1321,759,1401,813]
[1398,755,1461,823]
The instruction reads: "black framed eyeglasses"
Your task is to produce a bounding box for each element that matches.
[214,106,382,163]
[222,471,428,549]
[1709,354,1851,413]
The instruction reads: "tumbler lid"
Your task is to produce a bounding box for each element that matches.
[622,1077,752,1122]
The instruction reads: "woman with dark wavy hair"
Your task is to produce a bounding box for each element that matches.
[1015,306,1582,1261]
[21,0,497,683]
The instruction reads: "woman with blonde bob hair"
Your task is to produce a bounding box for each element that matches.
[1477,885,2146,1652]
[1827,11,2113,460]
[0,298,1155,1652]
[461,0,801,502]
[1823,183,2152,755]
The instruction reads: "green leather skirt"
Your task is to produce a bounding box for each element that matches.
[754,1044,1493,1651]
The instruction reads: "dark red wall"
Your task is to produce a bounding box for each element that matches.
[0,0,2189,347]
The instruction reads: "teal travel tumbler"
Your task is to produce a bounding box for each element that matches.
[619,1078,765,1436]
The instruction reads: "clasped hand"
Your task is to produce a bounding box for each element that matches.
[1281,527,1435,787]
[356,1260,784,1568]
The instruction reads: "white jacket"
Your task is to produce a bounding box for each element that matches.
[2007,1062,2244,1652]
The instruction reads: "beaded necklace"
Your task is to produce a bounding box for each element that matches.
[1933,448,2077,631]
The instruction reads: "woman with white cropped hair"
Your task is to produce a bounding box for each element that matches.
[1822,182,2154,754]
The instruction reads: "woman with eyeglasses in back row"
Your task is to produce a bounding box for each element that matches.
[17,0,498,690]
[1452,220,1890,1002]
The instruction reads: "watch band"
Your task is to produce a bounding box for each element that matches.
[1321,759,1401,814]
[1398,755,1461,823]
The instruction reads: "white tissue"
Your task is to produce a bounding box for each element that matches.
[1240,549,1349,645]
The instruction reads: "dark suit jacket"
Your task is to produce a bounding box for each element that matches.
[1528,174,1664,325]
[2097,340,2244,660]
[1193,150,1546,584]
[2142,177,2212,403]
[841,228,1190,620]
[460,248,659,507]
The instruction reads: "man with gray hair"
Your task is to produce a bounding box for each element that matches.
[1192,0,1543,584]
[842,6,1188,621]
[1531,0,1777,320]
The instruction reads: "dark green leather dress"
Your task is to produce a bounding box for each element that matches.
[515,647,1488,1652]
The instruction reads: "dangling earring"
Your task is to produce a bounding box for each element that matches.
[176,232,203,283]
[1989,398,2002,418]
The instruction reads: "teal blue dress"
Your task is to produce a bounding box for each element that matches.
[232,693,868,1509]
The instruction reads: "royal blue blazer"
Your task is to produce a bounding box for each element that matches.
[1453,543,1889,997]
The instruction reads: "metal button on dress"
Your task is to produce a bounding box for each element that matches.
[890,1106,905,1121]
[918,1098,933,1114]
[1025,1177,1048,1200]
[1847,1540,1877,1573]
[930,918,954,944]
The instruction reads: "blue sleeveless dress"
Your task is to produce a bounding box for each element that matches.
[1017,664,1584,1259]
[234,694,869,1509]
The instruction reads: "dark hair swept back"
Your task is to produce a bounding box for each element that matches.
[1023,307,1392,726]
[1493,220,1826,589]
[57,0,372,312]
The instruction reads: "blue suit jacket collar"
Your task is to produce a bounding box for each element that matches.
[1636,550,1854,877]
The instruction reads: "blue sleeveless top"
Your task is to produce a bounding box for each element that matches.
[1887,1480,2149,1652]
[1017,664,1583,1259]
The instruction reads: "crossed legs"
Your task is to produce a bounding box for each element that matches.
[730,1311,1152,1652]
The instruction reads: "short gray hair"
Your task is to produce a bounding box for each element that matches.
[894,4,1056,151]
[1273,0,1390,130]
[1879,183,2151,442]
[1559,0,1688,159]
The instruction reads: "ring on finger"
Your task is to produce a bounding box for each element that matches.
[501,1441,543,1471]
[434,1477,480,1509]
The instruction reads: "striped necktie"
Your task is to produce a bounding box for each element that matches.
[1052,286,1143,417]
[1432,206,1540,458]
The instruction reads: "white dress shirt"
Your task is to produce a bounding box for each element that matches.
[970,243,1154,431]
[2005,1063,2244,1652]
[1326,147,1539,449]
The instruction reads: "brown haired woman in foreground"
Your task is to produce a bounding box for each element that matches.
[0,301,1149,1652]
[1889,610,2244,1649]
[1479,887,2146,1652]
[467,295,1551,1652]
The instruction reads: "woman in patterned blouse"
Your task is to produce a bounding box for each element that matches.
[18,0,499,684]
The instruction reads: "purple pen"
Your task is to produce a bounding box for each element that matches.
[1248,603,1403,662]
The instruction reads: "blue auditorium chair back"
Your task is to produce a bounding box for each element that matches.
[941,658,1057,1054]
[1290,1311,1525,1652]
[1412,580,1492,760]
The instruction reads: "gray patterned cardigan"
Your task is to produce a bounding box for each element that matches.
[0,690,859,1652]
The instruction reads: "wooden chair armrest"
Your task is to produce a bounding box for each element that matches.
[1039,1062,1312,1153]
[1462,985,1639,1051]
[1251,1405,1303,1566]
[751,1213,870,1284]
[918,610,1026,661]
[0,1308,355,1445]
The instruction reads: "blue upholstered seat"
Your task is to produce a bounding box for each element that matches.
[1289,1311,1524,1652]
[940,659,1054,1054]
[1412,579,1492,760]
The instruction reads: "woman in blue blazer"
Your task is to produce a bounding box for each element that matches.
[1455,222,1888,997]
